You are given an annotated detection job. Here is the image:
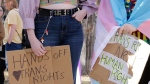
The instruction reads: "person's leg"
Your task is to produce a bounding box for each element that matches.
[0,45,6,84]
[0,59,6,84]
[61,16,84,84]
[139,55,150,84]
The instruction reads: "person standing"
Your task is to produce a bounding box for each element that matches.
[124,1,150,83]
[90,0,150,84]
[3,0,23,51]
[3,0,23,70]
[0,6,6,84]
[19,0,97,83]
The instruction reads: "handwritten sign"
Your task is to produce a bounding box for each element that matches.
[7,46,73,84]
[90,32,150,84]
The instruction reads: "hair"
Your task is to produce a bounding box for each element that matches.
[0,6,5,19]
[6,0,18,10]
[0,6,5,17]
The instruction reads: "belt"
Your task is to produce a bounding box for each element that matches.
[39,7,79,16]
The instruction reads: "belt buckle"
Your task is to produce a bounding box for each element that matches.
[54,10,60,16]
[60,9,67,16]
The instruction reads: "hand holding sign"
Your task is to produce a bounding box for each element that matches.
[90,32,150,84]
[7,46,73,84]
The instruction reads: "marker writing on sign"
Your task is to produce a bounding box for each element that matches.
[109,67,131,84]
[13,53,49,69]
[115,46,129,62]
[20,64,47,78]
[33,71,65,84]
[100,54,124,71]
[53,49,67,59]
[110,32,131,48]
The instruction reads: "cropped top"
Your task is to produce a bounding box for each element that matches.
[40,0,78,6]
[19,0,97,29]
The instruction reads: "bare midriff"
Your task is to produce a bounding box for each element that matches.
[40,0,78,9]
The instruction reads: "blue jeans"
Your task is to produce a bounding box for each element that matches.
[5,42,23,51]
[5,42,23,69]
[35,14,84,84]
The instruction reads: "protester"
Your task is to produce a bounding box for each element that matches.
[3,0,23,51]
[19,0,97,83]
[0,6,6,84]
[124,1,150,83]
[3,0,23,70]
[91,0,150,84]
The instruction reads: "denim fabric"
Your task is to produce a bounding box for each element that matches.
[5,42,23,51]
[34,14,84,84]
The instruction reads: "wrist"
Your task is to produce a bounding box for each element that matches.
[26,29,37,43]
[7,39,11,44]
[81,9,87,19]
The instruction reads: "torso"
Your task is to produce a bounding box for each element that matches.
[3,9,23,44]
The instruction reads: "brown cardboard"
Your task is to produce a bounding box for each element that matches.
[90,33,150,84]
[7,45,73,84]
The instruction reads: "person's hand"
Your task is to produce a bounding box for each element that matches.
[30,38,47,56]
[27,29,47,56]
[119,24,137,35]
[72,9,87,21]
[7,40,11,44]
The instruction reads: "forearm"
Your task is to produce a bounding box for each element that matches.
[8,27,16,44]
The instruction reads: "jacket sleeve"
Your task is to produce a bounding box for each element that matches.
[19,0,40,29]
[79,0,98,18]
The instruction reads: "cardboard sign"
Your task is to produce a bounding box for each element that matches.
[7,45,73,84]
[90,32,150,84]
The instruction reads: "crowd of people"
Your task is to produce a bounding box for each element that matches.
[0,0,150,84]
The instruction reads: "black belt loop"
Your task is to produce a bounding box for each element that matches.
[70,9,73,15]
[50,10,52,16]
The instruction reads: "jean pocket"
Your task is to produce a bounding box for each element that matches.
[69,17,82,27]
[35,14,50,23]
[74,18,81,23]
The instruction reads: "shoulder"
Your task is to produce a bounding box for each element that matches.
[8,9,19,15]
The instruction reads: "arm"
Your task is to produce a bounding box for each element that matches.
[72,0,98,21]
[7,11,18,44]
[19,0,39,45]
[19,0,40,29]
[8,24,16,44]
[19,0,46,56]
[79,0,98,18]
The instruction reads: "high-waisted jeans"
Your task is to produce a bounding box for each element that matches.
[34,14,84,84]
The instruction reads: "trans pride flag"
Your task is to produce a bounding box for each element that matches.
[91,0,150,83]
